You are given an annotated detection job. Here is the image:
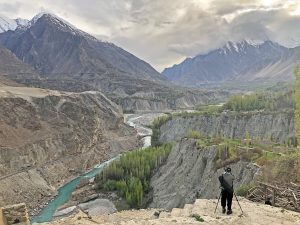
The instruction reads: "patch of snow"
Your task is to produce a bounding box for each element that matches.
[30,11,54,24]
[0,16,17,32]
[0,15,30,33]
[232,42,239,52]
[15,18,29,27]
[241,39,265,48]
[29,11,96,39]
[225,42,231,51]
[222,39,266,54]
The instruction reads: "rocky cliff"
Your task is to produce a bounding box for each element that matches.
[159,111,294,143]
[0,86,138,213]
[149,139,258,210]
[113,90,229,112]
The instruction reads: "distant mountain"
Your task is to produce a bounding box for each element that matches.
[163,40,299,87]
[0,13,229,111]
[0,13,166,93]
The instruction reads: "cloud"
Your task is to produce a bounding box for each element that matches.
[0,0,299,71]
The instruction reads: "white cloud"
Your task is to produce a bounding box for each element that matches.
[0,0,299,71]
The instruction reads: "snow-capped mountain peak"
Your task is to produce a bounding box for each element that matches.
[0,12,82,35]
[221,40,265,54]
[28,12,95,39]
[0,15,29,33]
[30,12,74,28]
[163,39,295,86]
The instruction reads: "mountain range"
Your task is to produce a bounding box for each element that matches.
[0,13,229,112]
[163,40,299,87]
[0,13,167,93]
[0,12,299,110]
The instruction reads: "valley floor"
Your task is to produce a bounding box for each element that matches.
[40,198,300,225]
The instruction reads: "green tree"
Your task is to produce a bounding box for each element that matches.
[95,143,172,208]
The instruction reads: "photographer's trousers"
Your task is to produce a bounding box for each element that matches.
[221,190,233,210]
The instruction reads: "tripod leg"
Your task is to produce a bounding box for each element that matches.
[233,192,244,214]
[214,192,222,214]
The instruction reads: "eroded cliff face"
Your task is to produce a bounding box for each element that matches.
[150,139,259,210]
[0,86,138,212]
[113,91,229,112]
[159,111,294,143]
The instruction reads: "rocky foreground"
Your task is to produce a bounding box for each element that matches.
[40,198,300,225]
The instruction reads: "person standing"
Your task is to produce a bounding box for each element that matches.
[218,167,235,214]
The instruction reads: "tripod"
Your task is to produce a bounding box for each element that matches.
[214,191,244,214]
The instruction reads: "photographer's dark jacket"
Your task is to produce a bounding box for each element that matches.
[219,172,235,193]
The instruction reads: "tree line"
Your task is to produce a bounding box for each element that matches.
[95,143,172,208]
[222,92,294,112]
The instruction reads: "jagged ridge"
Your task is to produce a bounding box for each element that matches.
[163,40,299,87]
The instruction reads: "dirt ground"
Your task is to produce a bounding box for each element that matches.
[40,198,300,225]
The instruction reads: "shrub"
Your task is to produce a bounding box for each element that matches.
[255,151,280,166]
[222,91,294,112]
[151,115,172,146]
[187,129,203,139]
[103,180,117,191]
[236,184,256,197]
[191,214,204,222]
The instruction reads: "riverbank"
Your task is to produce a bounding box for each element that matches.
[124,113,167,148]
[30,112,167,223]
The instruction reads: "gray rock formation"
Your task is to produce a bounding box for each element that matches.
[78,199,117,216]
[54,206,77,218]
[159,111,294,143]
[115,90,229,112]
[150,139,259,210]
[163,40,299,87]
[0,86,138,212]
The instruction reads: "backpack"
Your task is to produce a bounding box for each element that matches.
[218,173,234,193]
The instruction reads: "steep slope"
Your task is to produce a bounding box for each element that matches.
[163,40,298,87]
[0,85,138,212]
[0,44,38,78]
[158,111,294,143]
[150,139,258,210]
[0,13,165,83]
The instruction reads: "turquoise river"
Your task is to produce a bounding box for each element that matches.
[30,157,118,224]
[30,113,161,224]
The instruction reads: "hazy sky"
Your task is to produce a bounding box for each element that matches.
[0,0,300,71]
